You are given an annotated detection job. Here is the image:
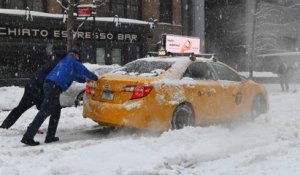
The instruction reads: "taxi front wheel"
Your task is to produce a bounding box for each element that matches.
[251,94,266,119]
[171,103,195,130]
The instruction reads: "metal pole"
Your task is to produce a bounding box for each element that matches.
[67,0,75,50]
[92,0,96,63]
[249,0,258,79]
[67,0,75,51]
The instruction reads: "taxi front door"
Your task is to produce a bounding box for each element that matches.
[211,62,245,120]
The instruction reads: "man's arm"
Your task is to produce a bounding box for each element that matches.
[74,61,98,82]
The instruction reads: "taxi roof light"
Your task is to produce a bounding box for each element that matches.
[146,51,217,61]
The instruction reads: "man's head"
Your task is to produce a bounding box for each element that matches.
[68,47,81,60]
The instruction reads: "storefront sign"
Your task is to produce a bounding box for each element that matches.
[165,34,200,54]
[77,7,92,17]
[77,4,95,17]
[0,26,139,42]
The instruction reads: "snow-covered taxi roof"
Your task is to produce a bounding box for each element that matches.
[139,55,215,63]
[131,55,216,80]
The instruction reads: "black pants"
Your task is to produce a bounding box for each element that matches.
[1,87,42,128]
[279,75,289,91]
[23,81,61,139]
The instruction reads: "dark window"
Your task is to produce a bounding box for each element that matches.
[5,0,25,9]
[26,0,44,12]
[183,62,215,80]
[114,60,173,76]
[205,0,242,8]
[111,0,125,17]
[0,0,46,12]
[211,62,241,81]
[127,0,139,19]
[107,0,141,19]
[160,0,172,23]
[96,2,110,17]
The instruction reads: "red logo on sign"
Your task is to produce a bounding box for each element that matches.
[78,7,92,17]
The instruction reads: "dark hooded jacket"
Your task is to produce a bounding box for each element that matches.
[26,59,61,97]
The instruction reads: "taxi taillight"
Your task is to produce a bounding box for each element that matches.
[123,85,153,99]
[86,81,96,95]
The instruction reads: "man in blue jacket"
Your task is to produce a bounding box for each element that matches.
[21,47,98,146]
[0,58,61,129]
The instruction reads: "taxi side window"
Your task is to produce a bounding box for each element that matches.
[211,62,241,82]
[183,62,214,80]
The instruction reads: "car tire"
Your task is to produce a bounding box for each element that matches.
[250,94,266,119]
[74,90,85,107]
[171,103,195,130]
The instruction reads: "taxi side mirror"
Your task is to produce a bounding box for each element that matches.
[189,54,196,61]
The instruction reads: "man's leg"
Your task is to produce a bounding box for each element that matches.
[45,90,61,143]
[280,76,285,91]
[21,82,56,145]
[22,98,52,139]
[282,77,288,92]
[285,78,289,92]
[1,88,34,129]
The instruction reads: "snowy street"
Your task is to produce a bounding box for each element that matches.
[0,84,300,175]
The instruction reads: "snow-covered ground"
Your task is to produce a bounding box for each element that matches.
[0,84,300,175]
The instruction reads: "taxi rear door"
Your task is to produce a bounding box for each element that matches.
[182,62,222,124]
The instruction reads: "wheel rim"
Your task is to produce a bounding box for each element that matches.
[172,105,194,129]
[251,96,264,118]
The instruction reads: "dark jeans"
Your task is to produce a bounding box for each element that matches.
[23,81,61,139]
[279,75,289,91]
[1,87,42,128]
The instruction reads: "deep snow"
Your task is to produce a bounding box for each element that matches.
[0,84,300,175]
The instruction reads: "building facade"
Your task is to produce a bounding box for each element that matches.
[0,0,192,85]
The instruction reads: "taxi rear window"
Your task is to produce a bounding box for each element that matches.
[113,60,174,76]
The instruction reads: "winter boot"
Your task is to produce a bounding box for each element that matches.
[0,122,9,129]
[21,136,40,146]
[0,125,7,129]
[45,137,59,143]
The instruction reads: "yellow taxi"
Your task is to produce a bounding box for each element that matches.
[83,54,268,130]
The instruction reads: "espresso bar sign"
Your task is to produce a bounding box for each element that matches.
[0,26,139,42]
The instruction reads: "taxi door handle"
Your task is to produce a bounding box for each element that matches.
[198,88,216,96]
[232,92,238,96]
[207,88,216,96]
[232,92,241,97]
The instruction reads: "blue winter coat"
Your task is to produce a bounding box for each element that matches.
[46,55,98,92]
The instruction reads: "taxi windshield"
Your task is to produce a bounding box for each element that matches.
[113,60,174,76]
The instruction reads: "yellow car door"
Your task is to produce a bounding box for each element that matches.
[210,62,246,119]
[182,62,222,124]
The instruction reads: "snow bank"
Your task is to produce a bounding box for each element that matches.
[1,84,300,175]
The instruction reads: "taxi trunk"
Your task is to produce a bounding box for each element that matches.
[83,74,172,130]
[87,74,156,104]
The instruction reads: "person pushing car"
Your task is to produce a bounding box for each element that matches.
[0,57,62,129]
[21,47,98,146]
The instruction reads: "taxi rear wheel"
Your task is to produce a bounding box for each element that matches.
[251,94,266,119]
[74,90,85,107]
[171,103,195,130]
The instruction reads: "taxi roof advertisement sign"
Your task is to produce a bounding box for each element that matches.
[165,35,200,54]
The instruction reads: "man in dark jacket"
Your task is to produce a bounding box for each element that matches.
[0,58,61,129]
[21,47,98,146]
[278,60,289,92]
